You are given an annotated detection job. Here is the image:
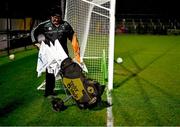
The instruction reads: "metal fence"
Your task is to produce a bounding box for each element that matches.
[0,17,39,55]
[115,14,180,35]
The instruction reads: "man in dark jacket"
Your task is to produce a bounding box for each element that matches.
[31,7,81,97]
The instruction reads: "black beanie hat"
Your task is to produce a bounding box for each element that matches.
[49,7,62,16]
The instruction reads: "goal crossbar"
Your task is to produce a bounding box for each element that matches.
[80,0,110,11]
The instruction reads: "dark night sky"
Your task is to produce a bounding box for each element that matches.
[116,0,179,16]
[0,0,179,18]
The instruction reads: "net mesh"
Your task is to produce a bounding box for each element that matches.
[65,0,110,84]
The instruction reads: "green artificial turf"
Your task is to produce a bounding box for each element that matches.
[113,35,180,126]
[0,48,107,126]
[0,35,180,126]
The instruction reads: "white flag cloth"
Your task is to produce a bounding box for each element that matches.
[36,39,68,77]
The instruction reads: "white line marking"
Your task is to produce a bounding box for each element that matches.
[107,90,113,127]
[37,80,46,90]
[37,75,62,90]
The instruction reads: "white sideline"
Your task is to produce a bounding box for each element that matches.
[107,90,113,127]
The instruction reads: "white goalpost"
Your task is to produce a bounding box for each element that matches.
[65,0,116,90]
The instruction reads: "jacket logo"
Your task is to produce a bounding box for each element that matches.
[48,27,52,30]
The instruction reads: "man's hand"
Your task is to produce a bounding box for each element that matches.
[37,34,46,42]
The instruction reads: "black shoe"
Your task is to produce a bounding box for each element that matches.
[51,92,58,96]
[44,92,57,97]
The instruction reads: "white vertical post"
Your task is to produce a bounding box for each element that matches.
[64,0,68,21]
[80,4,94,59]
[108,0,116,90]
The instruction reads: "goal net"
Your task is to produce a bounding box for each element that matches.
[65,0,115,90]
